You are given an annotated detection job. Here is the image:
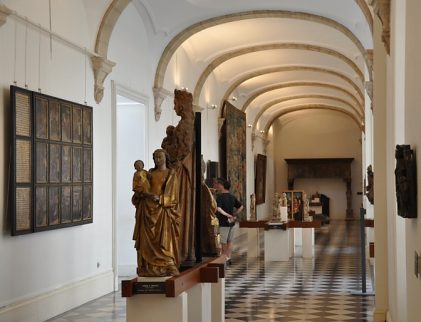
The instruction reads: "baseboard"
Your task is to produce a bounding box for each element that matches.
[0,270,114,322]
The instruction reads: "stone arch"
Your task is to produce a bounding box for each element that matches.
[220,66,364,110]
[193,43,364,107]
[92,0,130,103]
[251,94,363,135]
[262,104,364,134]
[242,82,363,112]
[153,10,372,119]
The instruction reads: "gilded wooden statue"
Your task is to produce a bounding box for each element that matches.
[132,149,181,276]
[161,89,196,264]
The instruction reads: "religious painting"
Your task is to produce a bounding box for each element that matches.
[35,187,47,228]
[61,186,72,223]
[61,103,72,142]
[35,142,48,183]
[219,101,246,219]
[83,109,92,145]
[255,154,267,204]
[49,144,61,183]
[48,186,60,225]
[395,144,417,218]
[61,145,72,183]
[35,96,48,139]
[82,185,92,220]
[10,86,94,235]
[49,100,61,141]
[72,106,82,144]
[292,191,304,221]
[73,147,82,182]
[72,186,82,221]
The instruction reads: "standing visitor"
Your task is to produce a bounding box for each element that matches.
[214,178,243,264]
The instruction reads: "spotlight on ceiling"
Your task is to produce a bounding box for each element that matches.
[208,104,217,109]
[247,123,252,128]
[231,96,238,101]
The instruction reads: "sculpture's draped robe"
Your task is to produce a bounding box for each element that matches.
[133,168,181,276]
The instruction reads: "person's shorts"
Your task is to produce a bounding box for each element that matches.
[219,226,234,244]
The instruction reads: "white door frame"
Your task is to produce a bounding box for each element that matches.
[111,81,149,290]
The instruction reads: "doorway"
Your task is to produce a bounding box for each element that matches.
[112,82,148,288]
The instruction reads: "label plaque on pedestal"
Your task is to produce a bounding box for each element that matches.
[133,281,166,294]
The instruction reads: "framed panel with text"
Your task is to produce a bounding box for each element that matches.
[10,86,93,235]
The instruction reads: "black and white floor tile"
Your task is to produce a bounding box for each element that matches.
[48,220,374,322]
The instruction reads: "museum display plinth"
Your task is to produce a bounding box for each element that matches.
[264,223,290,261]
[122,256,225,322]
[239,220,268,258]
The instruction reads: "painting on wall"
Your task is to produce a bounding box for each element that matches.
[10,86,93,235]
[219,101,246,220]
[255,154,267,204]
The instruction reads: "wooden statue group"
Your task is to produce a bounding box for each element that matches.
[131,89,220,277]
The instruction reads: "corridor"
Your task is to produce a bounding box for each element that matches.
[48,220,374,322]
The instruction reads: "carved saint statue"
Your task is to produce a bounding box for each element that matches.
[132,149,181,277]
[281,192,288,207]
[395,145,417,218]
[303,191,311,221]
[249,193,257,221]
[271,192,282,223]
[161,89,196,263]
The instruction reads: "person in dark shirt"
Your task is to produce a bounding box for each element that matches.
[214,178,243,264]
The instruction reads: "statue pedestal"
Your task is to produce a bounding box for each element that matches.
[239,220,268,259]
[123,256,226,322]
[264,224,290,261]
[127,289,187,322]
[302,227,315,258]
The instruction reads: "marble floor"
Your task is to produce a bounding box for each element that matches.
[48,220,374,322]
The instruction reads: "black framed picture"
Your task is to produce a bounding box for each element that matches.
[255,154,267,204]
[10,86,93,235]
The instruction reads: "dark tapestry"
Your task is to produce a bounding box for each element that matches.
[219,101,246,220]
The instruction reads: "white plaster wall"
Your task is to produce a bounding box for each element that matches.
[273,110,362,220]
[404,1,421,321]
[0,0,114,318]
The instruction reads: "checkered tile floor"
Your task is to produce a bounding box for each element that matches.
[48,220,374,322]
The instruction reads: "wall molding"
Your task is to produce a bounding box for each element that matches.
[0,271,114,322]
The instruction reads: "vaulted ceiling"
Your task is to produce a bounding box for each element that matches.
[117,0,373,135]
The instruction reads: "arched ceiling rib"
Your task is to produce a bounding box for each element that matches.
[147,5,372,131]
[241,82,363,113]
[251,95,363,134]
[220,66,364,109]
[153,10,371,91]
[192,43,364,106]
[262,105,364,133]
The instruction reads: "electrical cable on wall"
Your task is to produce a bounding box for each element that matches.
[13,19,17,85]
[38,24,42,92]
[84,47,87,104]
[24,18,28,88]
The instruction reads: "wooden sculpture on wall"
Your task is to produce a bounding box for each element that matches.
[395,144,417,218]
[365,164,374,204]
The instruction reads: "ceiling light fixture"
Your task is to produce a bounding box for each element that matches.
[231,96,238,101]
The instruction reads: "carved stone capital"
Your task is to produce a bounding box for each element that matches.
[0,4,12,27]
[91,56,116,104]
[369,0,390,54]
[153,87,172,121]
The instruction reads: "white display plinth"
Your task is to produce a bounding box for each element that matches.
[211,278,225,322]
[264,226,290,261]
[302,228,315,258]
[187,283,211,322]
[247,228,259,258]
[127,292,187,322]
[289,227,295,258]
